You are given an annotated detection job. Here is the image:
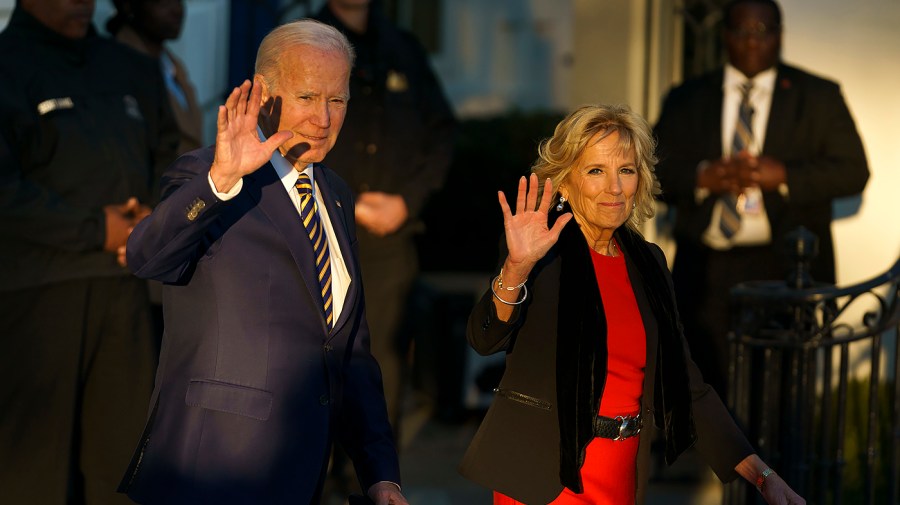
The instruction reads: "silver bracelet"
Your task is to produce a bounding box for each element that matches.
[496,268,527,290]
[491,275,528,305]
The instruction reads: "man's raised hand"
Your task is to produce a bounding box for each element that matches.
[210,78,293,193]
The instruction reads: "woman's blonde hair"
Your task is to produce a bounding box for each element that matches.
[531,104,660,233]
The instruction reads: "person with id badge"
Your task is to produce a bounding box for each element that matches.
[653,0,869,397]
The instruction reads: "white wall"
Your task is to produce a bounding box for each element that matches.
[775,0,900,379]
[0,0,12,28]
[431,0,574,117]
[780,0,900,286]
[570,0,645,110]
[567,0,680,121]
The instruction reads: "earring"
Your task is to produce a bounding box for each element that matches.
[632,201,636,209]
[556,195,566,212]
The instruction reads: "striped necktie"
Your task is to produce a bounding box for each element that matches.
[720,81,754,239]
[295,173,333,329]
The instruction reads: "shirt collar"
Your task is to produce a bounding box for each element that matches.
[256,127,314,194]
[724,63,777,95]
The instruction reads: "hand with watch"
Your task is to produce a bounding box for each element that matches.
[735,454,806,505]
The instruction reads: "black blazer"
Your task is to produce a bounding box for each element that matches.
[459,223,753,505]
[654,63,869,283]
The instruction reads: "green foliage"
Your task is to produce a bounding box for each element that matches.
[823,378,896,504]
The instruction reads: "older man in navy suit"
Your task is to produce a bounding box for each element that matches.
[119,19,407,505]
[654,0,869,396]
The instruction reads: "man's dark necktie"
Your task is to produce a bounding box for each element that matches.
[720,81,754,239]
[295,173,333,329]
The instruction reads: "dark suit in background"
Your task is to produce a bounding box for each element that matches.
[0,3,178,503]
[107,0,207,351]
[656,63,869,281]
[315,0,456,431]
[654,2,869,396]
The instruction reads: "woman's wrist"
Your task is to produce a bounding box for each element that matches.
[491,269,527,305]
[755,467,775,492]
[735,454,767,486]
[496,268,526,290]
[500,260,532,286]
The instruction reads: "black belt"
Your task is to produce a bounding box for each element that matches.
[594,414,642,440]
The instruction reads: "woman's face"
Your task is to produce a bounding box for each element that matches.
[560,130,639,241]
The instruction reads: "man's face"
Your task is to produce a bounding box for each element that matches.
[724,2,781,78]
[21,0,95,39]
[258,45,351,167]
[133,0,185,42]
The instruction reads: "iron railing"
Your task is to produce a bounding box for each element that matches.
[724,228,900,505]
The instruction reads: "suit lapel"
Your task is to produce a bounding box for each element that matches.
[313,164,359,337]
[705,72,726,157]
[245,164,327,330]
[763,64,795,158]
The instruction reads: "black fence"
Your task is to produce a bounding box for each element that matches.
[724,229,899,505]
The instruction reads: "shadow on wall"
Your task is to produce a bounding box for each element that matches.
[833,194,863,220]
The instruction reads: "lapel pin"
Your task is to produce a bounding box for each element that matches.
[335,200,342,208]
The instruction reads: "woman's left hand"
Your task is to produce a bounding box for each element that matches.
[759,471,806,505]
[736,455,805,505]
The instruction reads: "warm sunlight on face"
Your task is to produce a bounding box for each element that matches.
[259,45,351,167]
[560,130,638,243]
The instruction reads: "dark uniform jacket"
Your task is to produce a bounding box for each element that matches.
[313,3,456,233]
[0,7,179,291]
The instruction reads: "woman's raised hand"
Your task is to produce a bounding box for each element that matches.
[498,174,573,277]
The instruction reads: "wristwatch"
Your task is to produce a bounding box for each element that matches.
[756,467,775,492]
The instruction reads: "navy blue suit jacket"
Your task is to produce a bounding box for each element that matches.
[119,147,399,504]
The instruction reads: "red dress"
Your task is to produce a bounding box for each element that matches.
[494,245,647,505]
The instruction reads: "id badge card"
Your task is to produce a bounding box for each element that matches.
[737,186,762,215]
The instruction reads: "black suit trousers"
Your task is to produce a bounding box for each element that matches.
[673,242,781,398]
[358,230,419,431]
[0,277,157,505]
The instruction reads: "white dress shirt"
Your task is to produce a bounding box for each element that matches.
[208,133,351,324]
[702,64,778,250]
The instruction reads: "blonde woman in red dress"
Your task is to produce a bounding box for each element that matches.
[459,104,805,505]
